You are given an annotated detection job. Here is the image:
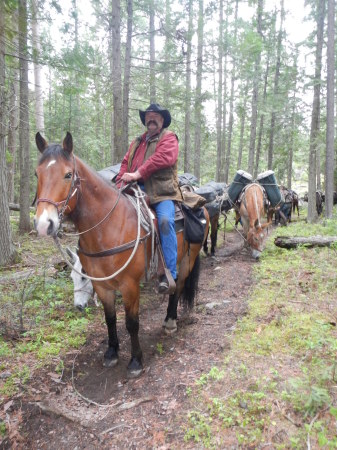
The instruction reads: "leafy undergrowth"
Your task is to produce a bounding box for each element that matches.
[183,216,337,449]
[0,226,101,438]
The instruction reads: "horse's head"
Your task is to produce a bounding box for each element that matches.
[66,248,94,311]
[247,219,270,259]
[34,132,78,236]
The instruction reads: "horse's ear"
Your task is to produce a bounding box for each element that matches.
[63,132,73,154]
[36,132,48,153]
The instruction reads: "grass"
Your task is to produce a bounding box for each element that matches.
[0,226,98,401]
[183,213,337,448]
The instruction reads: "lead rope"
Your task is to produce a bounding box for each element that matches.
[53,185,143,282]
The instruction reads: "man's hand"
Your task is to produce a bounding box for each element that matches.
[121,170,141,183]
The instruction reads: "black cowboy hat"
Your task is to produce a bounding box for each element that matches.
[139,103,171,129]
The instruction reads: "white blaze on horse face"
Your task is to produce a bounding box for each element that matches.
[35,207,59,236]
[71,257,94,310]
[46,160,56,169]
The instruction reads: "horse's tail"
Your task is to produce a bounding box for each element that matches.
[181,253,201,310]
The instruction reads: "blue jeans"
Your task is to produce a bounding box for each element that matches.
[152,200,177,279]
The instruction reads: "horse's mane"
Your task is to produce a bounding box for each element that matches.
[39,144,72,164]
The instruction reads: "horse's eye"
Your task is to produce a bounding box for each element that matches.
[65,172,73,179]
[81,276,86,281]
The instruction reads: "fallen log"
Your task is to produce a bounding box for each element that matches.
[274,235,337,249]
[9,203,35,212]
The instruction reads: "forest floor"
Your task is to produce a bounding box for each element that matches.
[1,226,257,449]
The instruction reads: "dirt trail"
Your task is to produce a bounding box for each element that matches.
[10,230,256,449]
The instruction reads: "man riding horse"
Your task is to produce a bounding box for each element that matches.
[116,103,182,294]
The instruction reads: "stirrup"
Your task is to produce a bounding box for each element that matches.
[158,268,176,295]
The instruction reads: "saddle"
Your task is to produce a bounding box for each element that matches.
[235,183,269,211]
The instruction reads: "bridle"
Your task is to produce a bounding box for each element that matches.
[36,155,81,223]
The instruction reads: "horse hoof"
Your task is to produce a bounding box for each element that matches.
[163,318,177,334]
[127,356,143,378]
[103,347,119,367]
[103,357,118,368]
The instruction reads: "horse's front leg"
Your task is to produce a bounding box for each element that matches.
[121,282,143,378]
[94,287,119,367]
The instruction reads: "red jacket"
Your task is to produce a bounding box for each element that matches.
[116,130,179,183]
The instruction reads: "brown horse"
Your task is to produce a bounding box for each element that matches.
[239,183,270,259]
[34,132,209,378]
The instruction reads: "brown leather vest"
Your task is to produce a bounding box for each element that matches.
[127,129,183,205]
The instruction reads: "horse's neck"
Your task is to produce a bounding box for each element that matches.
[72,158,122,228]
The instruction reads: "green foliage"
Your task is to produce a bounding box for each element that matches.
[0,420,6,437]
[156,342,164,355]
[183,220,337,446]
[184,411,214,448]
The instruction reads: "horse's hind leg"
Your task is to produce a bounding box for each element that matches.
[203,228,209,255]
[163,292,178,334]
[210,216,218,256]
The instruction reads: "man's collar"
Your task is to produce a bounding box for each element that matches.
[145,129,163,141]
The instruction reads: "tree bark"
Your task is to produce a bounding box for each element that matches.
[307,0,325,223]
[122,0,133,153]
[149,0,156,102]
[237,82,248,170]
[183,0,193,173]
[31,0,45,133]
[193,0,204,182]
[267,0,284,170]
[0,1,17,265]
[18,0,31,233]
[248,0,263,175]
[223,0,238,183]
[325,0,335,218]
[274,236,337,249]
[216,0,223,182]
[110,0,123,163]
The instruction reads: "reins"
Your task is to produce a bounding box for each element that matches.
[63,183,124,237]
[53,185,146,282]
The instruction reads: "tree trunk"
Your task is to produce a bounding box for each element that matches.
[122,0,133,153]
[307,0,325,223]
[163,0,171,106]
[216,0,223,182]
[193,0,204,182]
[183,0,193,173]
[274,236,337,249]
[287,57,298,190]
[325,0,335,218]
[18,0,31,233]
[223,0,238,183]
[111,0,123,163]
[237,82,248,170]
[0,1,17,265]
[248,0,263,175]
[267,0,284,170]
[31,0,45,133]
[149,0,156,102]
